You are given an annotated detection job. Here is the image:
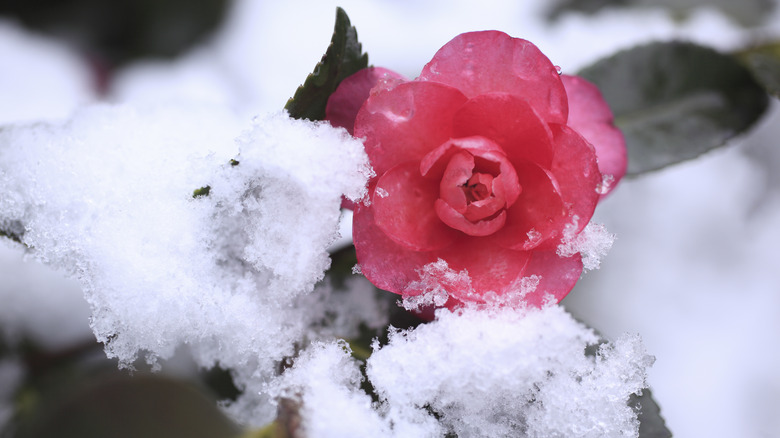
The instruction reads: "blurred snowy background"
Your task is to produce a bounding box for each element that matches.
[1,0,779,437]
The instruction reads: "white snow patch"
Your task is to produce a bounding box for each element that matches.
[268,341,390,438]
[270,306,653,438]
[0,103,374,424]
[558,218,616,271]
[367,305,652,437]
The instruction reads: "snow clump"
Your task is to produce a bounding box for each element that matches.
[0,103,375,424]
[276,305,653,438]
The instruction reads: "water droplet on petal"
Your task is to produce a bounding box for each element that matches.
[554,65,562,75]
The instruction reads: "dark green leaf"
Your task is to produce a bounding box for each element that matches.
[546,0,632,21]
[0,228,22,244]
[284,7,369,121]
[578,41,769,175]
[0,219,24,245]
[738,42,780,98]
[546,0,775,26]
[631,388,673,438]
[577,322,671,437]
[14,373,240,438]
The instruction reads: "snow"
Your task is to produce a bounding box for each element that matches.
[273,306,653,438]
[267,340,390,438]
[367,306,652,438]
[0,103,373,423]
[2,0,780,436]
[558,221,616,271]
[401,259,468,310]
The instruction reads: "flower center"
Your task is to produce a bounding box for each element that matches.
[419,136,522,237]
[463,173,493,203]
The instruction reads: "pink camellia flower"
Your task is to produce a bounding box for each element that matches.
[326,31,627,309]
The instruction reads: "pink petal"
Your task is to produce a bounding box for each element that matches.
[437,151,474,213]
[491,171,522,209]
[420,136,504,179]
[434,199,507,236]
[521,249,583,306]
[492,162,565,250]
[439,238,532,303]
[340,198,357,210]
[452,93,555,168]
[373,161,459,251]
[548,124,601,235]
[325,67,406,135]
[419,31,568,125]
[561,74,627,195]
[353,201,441,295]
[354,81,468,177]
[420,136,522,209]
[463,195,505,223]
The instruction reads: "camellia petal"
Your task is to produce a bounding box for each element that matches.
[493,162,565,250]
[452,93,555,168]
[373,161,459,251]
[437,151,473,213]
[462,192,506,222]
[434,199,507,236]
[419,31,568,125]
[521,249,584,306]
[437,238,532,304]
[420,136,504,179]
[325,67,406,135]
[548,124,601,236]
[354,81,468,176]
[353,202,441,294]
[420,136,522,210]
[561,74,627,194]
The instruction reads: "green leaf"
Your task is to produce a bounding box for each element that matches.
[579,327,671,437]
[578,41,769,175]
[0,228,23,244]
[14,373,240,438]
[631,388,673,438]
[1,219,25,245]
[545,0,632,21]
[284,7,369,121]
[737,42,780,98]
[546,0,775,27]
